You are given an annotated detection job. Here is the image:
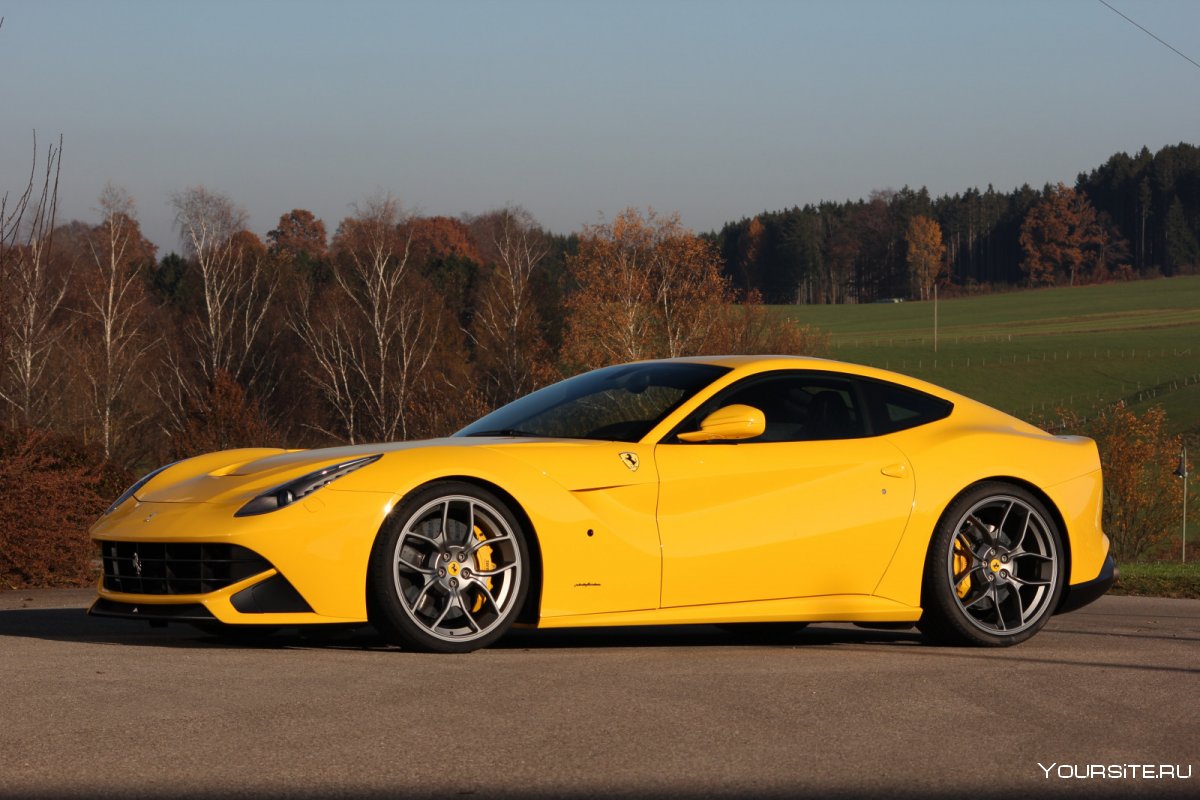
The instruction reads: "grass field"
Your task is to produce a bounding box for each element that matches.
[1110,561,1200,599]
[778,275,1200,438]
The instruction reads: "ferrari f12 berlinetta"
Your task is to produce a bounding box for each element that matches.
[90,356,1115,652]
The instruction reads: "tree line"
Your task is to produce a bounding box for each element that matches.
[712,143,1200,303]
[0,145,823,492]
[2,138,1195,585]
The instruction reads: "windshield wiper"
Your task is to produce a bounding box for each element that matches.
[463,429,546,438]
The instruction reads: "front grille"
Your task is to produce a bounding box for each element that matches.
[101,542,271,595]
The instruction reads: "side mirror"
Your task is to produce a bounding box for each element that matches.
[677,404,765,443]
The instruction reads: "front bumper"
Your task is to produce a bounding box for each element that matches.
[89,488,397,624]
[1056,554,1118,614]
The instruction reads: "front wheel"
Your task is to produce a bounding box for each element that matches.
[918,483,1064,647]
[368,482,529,653]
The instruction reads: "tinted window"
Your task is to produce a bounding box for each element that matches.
[674,372,868,442]
[455,362,729,442]
[868,380,953,434]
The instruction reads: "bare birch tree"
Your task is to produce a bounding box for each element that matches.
[73,185,157,462]
[0,133,67,429]
[156,187,278,441]
[170,186,278,387]
[291,195,441,443]
[469,206,552,406]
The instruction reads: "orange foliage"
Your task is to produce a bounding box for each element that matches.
[0,428,113,588]
[403,216,482,268]
[707,292,829,356]
[564,208,825,370]
[228,229,267,264]
[564,208,726,369]
[1019,184,1127,287]
[905,214,945,300]
[268,209,328,263]
[171,370,280,458]
[1052,402,1184,560]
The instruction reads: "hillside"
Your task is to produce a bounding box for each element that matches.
[780,275,1200,438]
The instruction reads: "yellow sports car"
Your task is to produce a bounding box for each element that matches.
[90,356,1115,652]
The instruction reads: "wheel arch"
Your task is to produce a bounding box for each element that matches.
[923,475,1072,601]
[369,475,544,626]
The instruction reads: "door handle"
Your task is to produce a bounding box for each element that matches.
[881,463,909,478]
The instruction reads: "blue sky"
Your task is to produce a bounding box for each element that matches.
[2,0,1198,253]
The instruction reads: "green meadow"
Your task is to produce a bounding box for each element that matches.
[778,275,1200,437]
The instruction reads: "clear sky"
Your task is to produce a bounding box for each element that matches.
[2,0,1198,253]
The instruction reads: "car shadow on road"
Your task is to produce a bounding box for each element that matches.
[0,605,929,651]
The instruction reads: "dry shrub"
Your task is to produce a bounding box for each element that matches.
[1051,402,1185,561]
[706,293,830,357]
[0,427,120,588]
[170,369,281,458]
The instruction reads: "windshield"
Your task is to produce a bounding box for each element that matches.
[455,362,729,443]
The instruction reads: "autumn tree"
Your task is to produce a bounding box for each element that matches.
[565,208,825,370]
[291,195,458,443]
[0,133,67,429]
[406,215,482,267]
[73,185,158,463]
[906,214,946,300]
[468,206,553,407]
[1019,184,1124,287]
[565,209,699,368]
[267,208,328,270]
[405,215,484,319]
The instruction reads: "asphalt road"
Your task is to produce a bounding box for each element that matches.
[0,590,1196,799]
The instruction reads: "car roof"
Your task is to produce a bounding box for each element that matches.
[638,354,1043,436]
[650,354,945,391]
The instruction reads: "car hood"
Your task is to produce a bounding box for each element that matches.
[134,436,620,505]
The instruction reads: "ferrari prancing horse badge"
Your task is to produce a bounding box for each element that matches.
[618,452,639,472]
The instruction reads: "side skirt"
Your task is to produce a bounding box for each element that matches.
[535,594,921,629]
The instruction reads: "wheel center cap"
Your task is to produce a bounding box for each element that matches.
[447,561,461,577]
[989,558,1002,573]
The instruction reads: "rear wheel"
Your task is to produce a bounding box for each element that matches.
[918,483,1064,647]
[368,482,529,653]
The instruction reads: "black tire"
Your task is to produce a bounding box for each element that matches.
[918,482,1065,647]
[368,481,530,653]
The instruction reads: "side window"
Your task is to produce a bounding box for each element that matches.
[684,374,868,442]
[868,380,953,434]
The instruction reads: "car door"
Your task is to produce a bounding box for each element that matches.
[654,371,915,608]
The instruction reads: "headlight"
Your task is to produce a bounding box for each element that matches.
[104,461,179,515]
[234,454,382,517]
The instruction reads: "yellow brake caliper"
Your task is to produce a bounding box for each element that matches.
[472,525,495,612]
[953,534,973,599]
